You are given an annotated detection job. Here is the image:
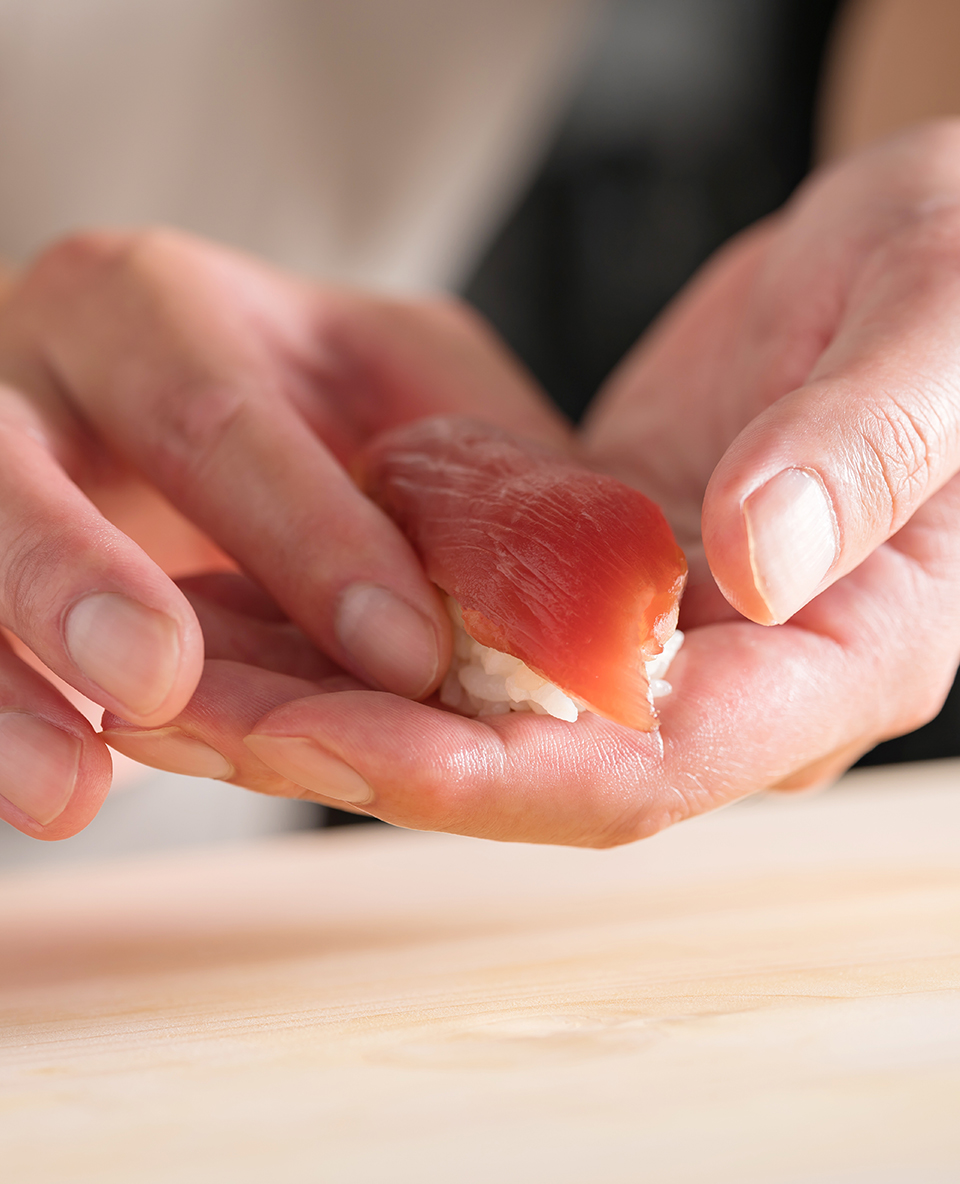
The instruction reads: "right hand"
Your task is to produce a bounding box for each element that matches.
[0,229,568,840]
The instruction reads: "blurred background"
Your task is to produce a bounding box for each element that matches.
[0,0,955,867]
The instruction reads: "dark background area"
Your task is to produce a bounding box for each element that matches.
[464,0,841,422]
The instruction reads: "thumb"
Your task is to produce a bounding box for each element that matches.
[702,240,960,624]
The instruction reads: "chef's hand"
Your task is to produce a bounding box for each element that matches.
[0,229,567,839]
[102,123,960,847]
[583,120,960,798]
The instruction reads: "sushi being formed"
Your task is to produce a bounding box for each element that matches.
[359,417,687,731]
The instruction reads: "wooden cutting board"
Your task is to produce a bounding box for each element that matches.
[2,760,960,1183]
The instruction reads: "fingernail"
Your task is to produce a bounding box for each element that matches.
[102,727,234,780]
[0,712,81,825]
[335,582,439,698]
[65,593,181,718]
[743,468,839,624]
[243,734,374,805]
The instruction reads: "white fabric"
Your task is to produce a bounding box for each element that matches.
[0,0,601,290]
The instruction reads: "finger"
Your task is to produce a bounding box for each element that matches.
[178,580,340,681]
[6,231,451,700]
[0,633,112,839]
[0,396,203,725]
[703,203,960,624]
[101,659,368,812]
[176,572,289,622]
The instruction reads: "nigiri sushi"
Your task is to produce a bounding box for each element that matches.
[359,417,687,731]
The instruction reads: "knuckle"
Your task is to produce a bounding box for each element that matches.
[30,230,132,281]
[871,640,959,741]
[149,376,252,487]
[110,227,196,279]
[19,228,194,313]
[22,231,138,308]
[29,227,194,292]
[859,397,940,530]
[0,520,72,632]
[888,678,953,738]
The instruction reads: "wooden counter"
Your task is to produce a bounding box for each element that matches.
[2,760,960,1182]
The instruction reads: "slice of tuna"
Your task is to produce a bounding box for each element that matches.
[358,416,687,730]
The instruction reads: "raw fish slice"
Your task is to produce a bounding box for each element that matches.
[359,417,687,730]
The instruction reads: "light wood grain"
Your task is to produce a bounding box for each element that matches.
[2,761,960,1183]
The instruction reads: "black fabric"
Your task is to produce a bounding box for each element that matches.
[322,807,383,827]
[464,0,843,422]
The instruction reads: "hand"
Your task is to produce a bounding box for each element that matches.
[0,229,568,839]
[102,122,960,847]
[582,120,960,798]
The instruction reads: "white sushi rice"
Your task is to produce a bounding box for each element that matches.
[439,598,684,723]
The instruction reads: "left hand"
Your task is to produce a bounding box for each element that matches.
[0,231,568,840]
[107,122,960,844]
